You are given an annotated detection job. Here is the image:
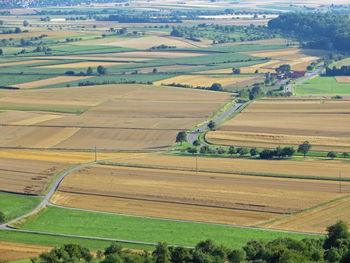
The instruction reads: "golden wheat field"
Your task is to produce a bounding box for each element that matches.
[244,48,329,71]
[0,241,51,262]
[153,75,257,87]
[110,154,350,179]
[336,76,350,83]
[264,196,350,234]
[12,76,90,89]
[208,100,350,152]
[52,164,348,226]
[0,84,231,150]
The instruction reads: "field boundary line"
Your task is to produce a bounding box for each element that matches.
[256,194,350,228]
[99,161,350,182]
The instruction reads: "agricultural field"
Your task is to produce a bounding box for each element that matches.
[207,99,350,152]
[105,154,350,180]
[12,76,91,89]
[51,164,349,227]
[17,206,314,249]
[294,76,350,95]
[0,192,42,221]
[0,241,51,262]
[153,74,263,89]
[243,48,328,71]
[0,149,140,194]
[264,195,350,234]
[0,84,231,150]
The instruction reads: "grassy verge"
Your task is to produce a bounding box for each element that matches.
[17,206,316,249]
[0,105,86,115]
[99,161,350,182]
[0,230,153,251]
[0,192,42,222]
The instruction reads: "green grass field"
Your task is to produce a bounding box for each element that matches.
[0,105,86,115]
[0,230,153,251]
[18,206,316,249]
[294,76,350,95]
[0,192,42,222]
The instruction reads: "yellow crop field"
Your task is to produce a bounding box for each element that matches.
[336,76,350,83]
[0,149,145,164]
[208,100,350,152]
[265,196,350,234]
[52,164,347,226]
[38,61,128,68]
[12,76,90,89]
[0,241,51,262]
[12,114,63,125]
[110,154,350,180]
[244,48,329,71]
[0,84,230,150]
[153,75,256,87]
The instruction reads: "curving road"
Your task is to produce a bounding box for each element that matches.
[285,66,324,94]
[187,102,244,144]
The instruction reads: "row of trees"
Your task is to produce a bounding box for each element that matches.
[33,221,350,263]
[325,66,350,76]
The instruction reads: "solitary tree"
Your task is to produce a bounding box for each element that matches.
[97,65,107,75]
[276,64,291,74]
[210,83,223,91]
[298,141,311,157]
[327,151,337,159]
[176,131,187,145]
[152,68,158,74]
[208,120,216,130]
[324,220,350,249]
[86,67,93,75]
[23,20,29,27]
[193,140,200,146]
[342,152,349,158]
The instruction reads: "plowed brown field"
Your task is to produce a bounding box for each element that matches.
[52,165,348,226]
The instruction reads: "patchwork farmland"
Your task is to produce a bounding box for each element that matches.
[1,1,350,260]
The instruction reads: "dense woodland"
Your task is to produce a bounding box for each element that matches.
[33,221,350,263]
[268,13,350,52]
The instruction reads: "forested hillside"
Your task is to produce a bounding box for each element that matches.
[268,13,350,51]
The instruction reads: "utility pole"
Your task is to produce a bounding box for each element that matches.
[94,146,97,162]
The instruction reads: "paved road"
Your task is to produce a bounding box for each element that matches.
[285,66,324,94]
[0,162,95,230]
[187,102,244,144]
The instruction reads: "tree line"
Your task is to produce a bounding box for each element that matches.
[268,13,350,51]
[32,220,350,263]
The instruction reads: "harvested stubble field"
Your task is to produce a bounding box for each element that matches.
[104,35,209,49]
[336,76,350,83]
[52,164,349,227]
[0,84,230,150]
[0,241,51,262]
[38,61,128,68]
[0,149,144,194]
[244,48,328,71]
[0,157,69,194]
[108,154,350,180]
[11,76,91,89]
[207,100,350,152]
[264,195,350,234]
[153,75,259,87]
[199,60,279,74]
